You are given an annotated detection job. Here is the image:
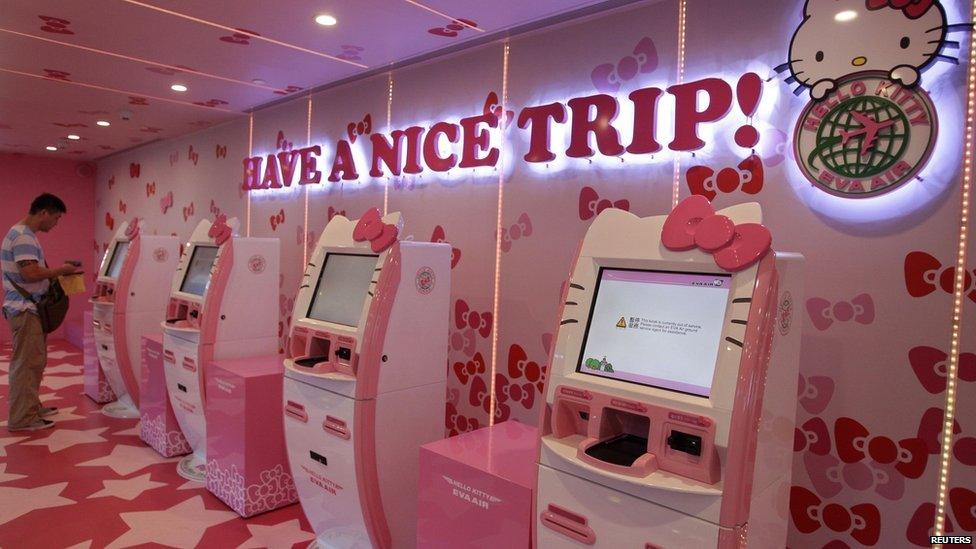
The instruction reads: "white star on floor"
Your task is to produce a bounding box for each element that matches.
[88,473,167,501]
[47,350,79,360]
[78,443,177,476]
[43,364,82,375]
[237,518,315,549]
[40,375,84,390]
[21,427,109,453]
[0,482,74,526]
[0,463,26,484]
[177,479,206,490]
[65,541,92,549]
[0,435,27,457]
[105,495,237,549]
[49,406,88,422]
[111,424,141,437]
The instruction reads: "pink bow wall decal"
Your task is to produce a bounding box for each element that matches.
[661,195,772,272]
[352,207,398,253]
[806,294,874,331]
[124,218,140,240]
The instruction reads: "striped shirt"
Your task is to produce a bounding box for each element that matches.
[1,224,49,317]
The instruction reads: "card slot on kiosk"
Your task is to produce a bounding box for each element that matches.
[536,197,803,548]
[91,218,179,419]
[283,208,450,548]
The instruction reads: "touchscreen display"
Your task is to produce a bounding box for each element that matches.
[306,253,378,327]
[104,241,129,279]
[576,269,732,397]
[179,245,219,296]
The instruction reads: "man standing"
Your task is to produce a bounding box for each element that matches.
[2,193,77,431]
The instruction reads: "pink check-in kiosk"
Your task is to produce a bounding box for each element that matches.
[536,197,803,548]
[91,219,179,418]
[161,215,279,481]
[283,208,449,548]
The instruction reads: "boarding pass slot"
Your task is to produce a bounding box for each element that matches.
[541,504,596,545]
[323,416,350,439]
[163,350,175,363]
[284,401,308,423]
[181,357,197,372]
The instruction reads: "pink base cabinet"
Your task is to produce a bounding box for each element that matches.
[205,355,298,517]
[83,310,116,403]
[418,421,538,548]
[140,334,191,457]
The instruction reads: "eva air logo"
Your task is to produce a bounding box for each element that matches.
[794,73,936,198]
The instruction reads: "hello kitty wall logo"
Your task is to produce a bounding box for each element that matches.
[778,0,972,198]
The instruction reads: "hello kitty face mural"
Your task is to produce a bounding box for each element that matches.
[787,0,956,100]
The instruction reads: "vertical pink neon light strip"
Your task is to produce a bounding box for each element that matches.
[933,0,976,537]
[247,113,253,236]
[489,42,511,426]
[385,73,394,216]
[304,95,312,269]
[671,0,687,208]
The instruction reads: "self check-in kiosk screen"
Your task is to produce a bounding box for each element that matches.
[307,253,378,327]
[576,269,732,398]
[179,245,219,296]
[105,241,130,279]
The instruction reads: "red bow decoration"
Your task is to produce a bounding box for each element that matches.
[790,487,881,545]
[430,225,461,268]
[579,186,630,220]
[686,155,764,201]
[160,191,173,214]
[794,417,831,455]
[508,343,545,393]
[866,0,935,19]
[805,294,874,331]
[124,218,140,240]
[445,401,481,437]
[662,195,772,272]
[909,346,976,394]
[346,114,372,144]
[904,251,976,302]
[455,299,492,338]
[804,453,904,501]
[328,206,346,221]
[452,352,486,384]
[834,417,927,479]
[269,208,285,231]
[469,375,508,422]
[907,502,962,546]
[450,327,476,356]
[500,213,532,252]
[352,207,398,253]
[797,374,835,414]
[495,373,535,410]
[208,214,232,245]
[916,407,962,455]
[950,487,976,531]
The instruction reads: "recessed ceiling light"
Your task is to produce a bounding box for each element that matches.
[45,146,57,151]
[252,78,267,85]
[171,83,188,92]
[315,14,337,26]
[834,10,857,22]
[67,134,80,140]
[96,120,111,127]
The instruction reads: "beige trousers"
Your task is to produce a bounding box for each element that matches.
[7,311,47,428]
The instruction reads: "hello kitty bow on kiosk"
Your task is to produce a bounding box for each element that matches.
[353,207,399,253]
[662,196,772,272]
[208,214,232,245]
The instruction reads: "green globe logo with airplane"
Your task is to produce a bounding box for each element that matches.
[793,72,937,198]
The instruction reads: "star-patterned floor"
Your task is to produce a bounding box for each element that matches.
[0,340,315,549]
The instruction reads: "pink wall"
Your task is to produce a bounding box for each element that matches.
[93,1,976,546]
[0,152,95,344]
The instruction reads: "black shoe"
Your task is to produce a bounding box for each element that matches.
[40,407,58,417]
[8,419,55,432]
